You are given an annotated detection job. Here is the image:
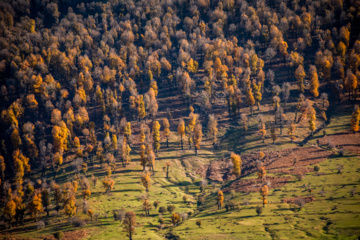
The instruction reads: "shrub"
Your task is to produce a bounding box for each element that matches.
[36,220,45,229]
[196,219,202,228]
[294,198,305,210]
[158,217,164,224]
[54,231,64,240]
[68,216,87,228]
[230,189,236,199]
[167,205,176,213]
[153,200,159,209]
[314,165,320,173]
[159,206,166,214]
[113,208,126,221]
[256,206,263,216]
[183,195,188,203]
[336,165,344,174]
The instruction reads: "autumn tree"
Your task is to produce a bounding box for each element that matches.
[27,190,43,220]
[231,153,242,178]
[240,113,248,135]
[4,190,16,227]
[41,188,51,217]
[0,155,5,182]
[193,123,203,155]
[152,121,161,153]
[141,171,151,192]
[207,114,218,146]
[288,122,296,143]
[295,65,306,93]
[246,86,255,115]
[177,119,185,150]
[171,212,181,227]
[260,185,269,207]
[252,80,262,110]
[143,199,151,216]
[308,107,316,135]
[217,190,224,210]
[123,211,136,240]
[270,125,277,144]
[162,118,170,148]
[350,105,360,133]
[309,65,319,97]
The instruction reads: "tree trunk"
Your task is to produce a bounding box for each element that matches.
[180,136,183,150]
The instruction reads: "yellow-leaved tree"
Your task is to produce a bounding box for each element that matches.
[231,153,242,178]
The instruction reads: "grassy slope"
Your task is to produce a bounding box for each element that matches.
[6,101,360,240]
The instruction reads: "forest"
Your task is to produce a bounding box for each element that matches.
[0,0,359,239]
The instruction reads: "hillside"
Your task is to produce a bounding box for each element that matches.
[0,0,360,239]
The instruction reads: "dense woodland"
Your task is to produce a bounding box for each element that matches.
[0,0,360,239]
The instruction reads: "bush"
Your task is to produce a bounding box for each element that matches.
[230,189,236,199]
[196,219,202,228]
[336,165,344,174]
[158,206,166,214]
[113,208,126,221]
[153,200,160,209]
[314,165,320,173]
[256,206,263,216]
[158,217,164,224]
[54,231,64,240]
[36,220,45,229]
[167,205,176,213]
[183,195,188,203]
[294,198,305,210]
[68,216,87,228]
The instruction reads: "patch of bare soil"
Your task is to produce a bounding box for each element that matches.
[282,196,316,204]
[196,147,332,192]
[222,176,293,193]
[40,229,89,240]
[196,147,332,182]
[319,132,360,154]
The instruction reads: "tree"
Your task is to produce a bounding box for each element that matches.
[4,191,16,227]
[139,144,147,171]
[260,185,269,207]
[123,211,136,240]
[246,87,255,115]
[102,176,114,194]
[295,65,305,93]
[240,113,248,135]
[207,114,218,146]
[143,199,151,216]
[177,119,185,150]
[258,122,266,143]
[171,213,180,227]
[350,105,360,133]
[11,127,22,149]
[0,155,5,182]
[165,162,170,179]
[124,122,132,142]
[231,153,242,178]
[270,125,277,144]
[252,80,262,110]
[41,189,51,217]
[163,118,170,148]
[193,123,203,155]
[196,219,202,228]
[308,107,316,135]
[27,191,44,220]
[141,171,151,192]
[217,190,224,210]
[309,65,319,97]
[257,165,267,183]
[152,121,161,152]
[288,122,296,143]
